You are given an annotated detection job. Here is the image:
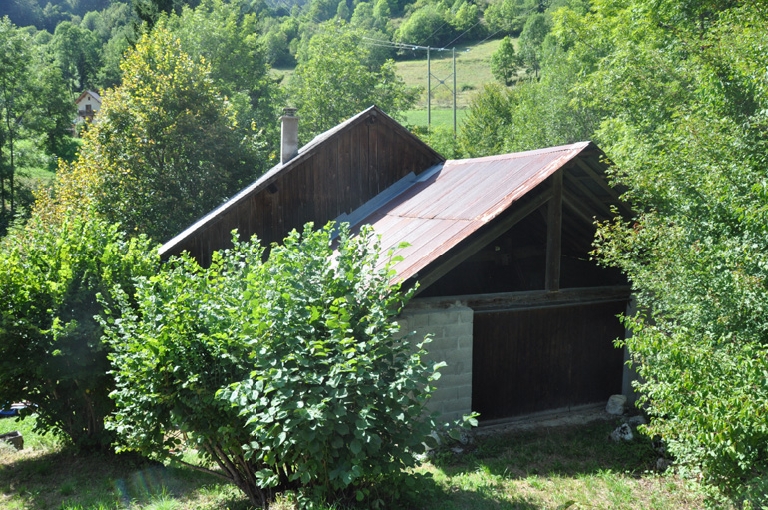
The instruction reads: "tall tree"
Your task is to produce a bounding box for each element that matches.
[490,35,519,85]
[51,21,102,92]
[132,0,200,32]
[288,22,417,139]
[517,12,549,78]
[29,47,76,164]
[163,0,282,154]
[0,17,31,222]
[484,0,536,36]
[66,26,264,241]
[395,4,454,47]
[547,0,768,504]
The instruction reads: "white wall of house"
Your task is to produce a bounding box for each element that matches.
[75,93,101,124]
[397,302,474,424]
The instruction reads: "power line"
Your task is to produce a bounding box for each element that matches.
[363,25,506,56]
[443,19,482,48]
[470,28,505,48]
[361,36,451,52]
[418,18,453,46]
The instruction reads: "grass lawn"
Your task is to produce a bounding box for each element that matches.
[19,167,56,183]
[0,415,706,509]
[395,38,502,110]
[271,37,503,120]
[402,108,470,130]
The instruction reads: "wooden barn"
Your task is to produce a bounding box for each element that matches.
[161,106,633,425]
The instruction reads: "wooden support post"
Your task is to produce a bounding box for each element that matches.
[545,170,563,292]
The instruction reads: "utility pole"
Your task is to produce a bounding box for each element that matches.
[453,47,457,136]
[427,46,431,130]
[361,38,461,133]
[418,45,455,134]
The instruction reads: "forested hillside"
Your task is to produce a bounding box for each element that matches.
[0,0,558,232]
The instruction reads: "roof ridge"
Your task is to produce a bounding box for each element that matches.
[447,141,592,165]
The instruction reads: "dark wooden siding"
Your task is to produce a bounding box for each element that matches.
[471,299,626,421]
[166,112,443,265]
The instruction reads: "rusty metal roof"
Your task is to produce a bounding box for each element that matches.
[347,141,595,283]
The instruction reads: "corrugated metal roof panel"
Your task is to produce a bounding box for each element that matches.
[353,142,593,282]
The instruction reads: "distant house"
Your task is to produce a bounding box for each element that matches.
[75,90,101,124]
[161,106,635,425]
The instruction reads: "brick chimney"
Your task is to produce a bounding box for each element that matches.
[280,107,299,164]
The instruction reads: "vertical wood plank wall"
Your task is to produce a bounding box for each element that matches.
[175,117,442,266]
[471,300,627,421]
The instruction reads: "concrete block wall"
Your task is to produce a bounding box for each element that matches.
[397,302,474,424]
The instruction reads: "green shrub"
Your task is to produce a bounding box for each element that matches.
[588,3,768,505]
[0,213,158,450]
[409,125,461,159]
[103,223,449,507]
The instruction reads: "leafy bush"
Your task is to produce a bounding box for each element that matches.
[395,4,454,48]
[103,223,448,507]
[409,125,461,159]
[483,0,531,36]
[450,1,485,40]
[0,213,158,450]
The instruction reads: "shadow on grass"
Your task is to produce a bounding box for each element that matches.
[0,446,238,510]
[433,418,658,481]
[0,419,642,510]
[387,471,541,510]
[0,446,533,510]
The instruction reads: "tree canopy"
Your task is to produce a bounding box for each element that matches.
[490,35,518,85]
[0,17,75,233]
[162,0,282,152]
[63,26,266,242]
[288,22,417,140]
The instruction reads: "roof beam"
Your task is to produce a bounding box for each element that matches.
[563,171,614,219]
[573,159,632,216]
[407,285,632,311]
[562,190,599,227]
